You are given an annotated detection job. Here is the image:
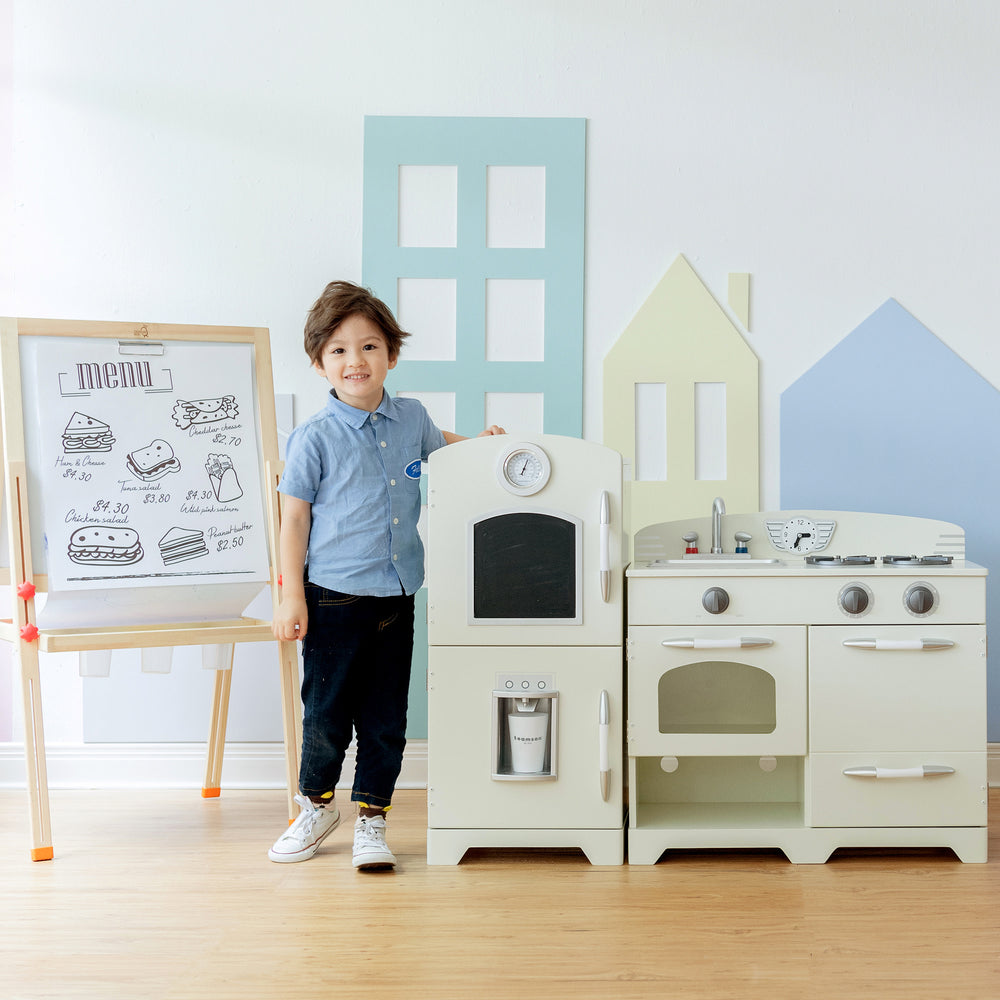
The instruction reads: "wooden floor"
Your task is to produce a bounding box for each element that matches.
[2,788,999,1000]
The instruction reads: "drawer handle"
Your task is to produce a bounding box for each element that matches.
[661,637,775,650]
[842,638,955,651]
[843,765,956,779]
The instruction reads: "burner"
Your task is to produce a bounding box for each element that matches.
[882,554,954,567]
[805,554,877,567]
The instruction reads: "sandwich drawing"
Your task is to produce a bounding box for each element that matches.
[68,526,143,566]
[62,412,115,453]
[205,453,243,503]
[158,526,209,565]
[172,395,239,430]
[126,439,181,482]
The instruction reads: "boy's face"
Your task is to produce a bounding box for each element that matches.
[314,313,397,412]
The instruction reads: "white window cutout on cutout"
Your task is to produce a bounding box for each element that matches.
[396,391,456,439]
[486,165,546,248]
[485,392,544,436]
[396,278,457,361]
[485,279,545,362]
[634,383,667,481]
[398,165,458,247]
[695,382,727,481]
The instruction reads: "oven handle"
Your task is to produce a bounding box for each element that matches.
[843,765,956,779]
[842,638,955,651]
[599,491,611,603]
[661,637,775,650]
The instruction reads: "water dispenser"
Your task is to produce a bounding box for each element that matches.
[492,674,558,780]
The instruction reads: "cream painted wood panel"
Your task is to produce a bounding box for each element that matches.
[603,255,759,546]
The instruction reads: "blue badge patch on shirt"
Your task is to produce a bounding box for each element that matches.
[404,459,422,480]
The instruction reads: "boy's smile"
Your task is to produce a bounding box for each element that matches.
[314,314,397,412]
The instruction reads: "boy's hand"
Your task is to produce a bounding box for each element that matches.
[478,425,506,436]
[273,596,308,641]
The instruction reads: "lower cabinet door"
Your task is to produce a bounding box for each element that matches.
[809,752,987,827]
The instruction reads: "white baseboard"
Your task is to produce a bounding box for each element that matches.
[1,741,997,789]
[0,739,429,791]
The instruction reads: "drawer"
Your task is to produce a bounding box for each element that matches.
[626,626,807,756]
[808,752,987,828]
[809,625,986,751]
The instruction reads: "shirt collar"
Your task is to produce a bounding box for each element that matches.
[325,389,399,429]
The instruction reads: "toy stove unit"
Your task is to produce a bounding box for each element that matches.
[626,509,988,864]
[425,434,624,865]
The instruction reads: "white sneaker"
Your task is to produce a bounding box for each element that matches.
[268,794,341,863]
[352,814,396,870]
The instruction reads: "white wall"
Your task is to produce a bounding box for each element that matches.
[4,0,1000,774]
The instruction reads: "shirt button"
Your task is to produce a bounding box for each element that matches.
[393,554,398,561]
[393,518,399,525]
[380,441,387,448]
[390,479,396,486]
[372,415,378,421]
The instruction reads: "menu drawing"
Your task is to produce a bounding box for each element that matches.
[28,338,270,590]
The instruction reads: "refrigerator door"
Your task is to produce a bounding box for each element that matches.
[428,645,623,830]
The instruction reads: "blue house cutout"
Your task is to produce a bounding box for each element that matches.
[781,298,998,740]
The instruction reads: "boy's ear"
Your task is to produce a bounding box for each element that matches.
[388,354,398,370]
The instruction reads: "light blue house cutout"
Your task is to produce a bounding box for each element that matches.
[363,116,587,738]
[781,298,998,740]
[362,115,586,437]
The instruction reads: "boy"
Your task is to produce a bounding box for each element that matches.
[269,280,503,869]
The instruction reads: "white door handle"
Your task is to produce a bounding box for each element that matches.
[599,491,611,603]
[598,689,610,801]
[661,637,775,650]
[842,638,955,651]
[843,765,955,778]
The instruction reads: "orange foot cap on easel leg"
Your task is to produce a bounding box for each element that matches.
[201,787,221,798]
[31,846,54,861]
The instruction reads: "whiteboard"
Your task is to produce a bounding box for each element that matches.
[17,335,271,627]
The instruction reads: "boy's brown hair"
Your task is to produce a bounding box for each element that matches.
[304,281,409,364]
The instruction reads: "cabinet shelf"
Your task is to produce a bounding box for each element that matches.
[632,801,804,830]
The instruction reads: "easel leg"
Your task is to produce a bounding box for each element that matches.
[277,639,302,823]
[19,646,53,861]
[202,644,235,797]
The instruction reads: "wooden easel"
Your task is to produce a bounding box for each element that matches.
[0,317,302,860]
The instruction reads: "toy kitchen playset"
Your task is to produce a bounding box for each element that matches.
[425,435,988,865]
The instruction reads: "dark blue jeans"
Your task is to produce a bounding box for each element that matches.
[298,583,414,809]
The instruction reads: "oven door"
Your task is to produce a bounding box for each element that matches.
[626,626,807,757]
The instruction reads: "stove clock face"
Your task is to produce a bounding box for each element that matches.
[497,443,551,496]
[764,517,837,553]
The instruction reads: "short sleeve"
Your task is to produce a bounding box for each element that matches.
[277,423,323,503]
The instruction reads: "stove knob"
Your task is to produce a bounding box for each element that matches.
[904,583,937,616]
[702,587,730,614]
[840,585,869,616]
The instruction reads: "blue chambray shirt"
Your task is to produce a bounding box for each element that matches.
[278,390,446,597]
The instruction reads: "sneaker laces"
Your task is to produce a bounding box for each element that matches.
[288,794,322,838]
[356,814,387,846]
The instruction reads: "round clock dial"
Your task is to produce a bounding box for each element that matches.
[498,444,551,496]
[781,516,820,553]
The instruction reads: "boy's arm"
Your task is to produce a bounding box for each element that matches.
[272,494,312,641]
[442,425,505,444]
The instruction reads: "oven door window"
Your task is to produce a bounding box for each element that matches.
[470,510,583,624]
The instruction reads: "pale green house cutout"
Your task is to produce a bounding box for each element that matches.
[603,255,759,550]
[362,116,586,437]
